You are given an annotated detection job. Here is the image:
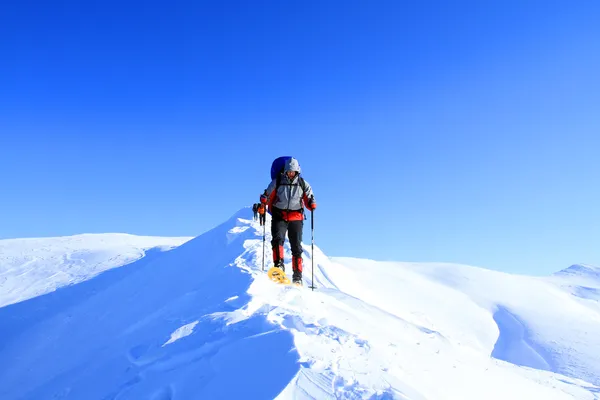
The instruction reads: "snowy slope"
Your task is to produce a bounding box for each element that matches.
[320,258,600,391]
[0,209,598,400]
[0,233,192,307]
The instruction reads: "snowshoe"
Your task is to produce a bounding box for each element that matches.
[267,264,290,284]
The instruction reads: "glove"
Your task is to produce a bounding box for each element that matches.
[307,198,317,210]
[260,193,268,204]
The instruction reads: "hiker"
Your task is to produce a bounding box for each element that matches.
[257,202,266,226]
[260,157,316,284]
[252,203,258,221]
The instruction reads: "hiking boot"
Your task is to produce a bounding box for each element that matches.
[292,256,303,282]
[272,245,284,270]
[292,271,302,285]
[275,259,285,272]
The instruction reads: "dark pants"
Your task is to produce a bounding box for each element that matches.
[253,211,258,220]
[271,218,303,258]
[259,213,265,226]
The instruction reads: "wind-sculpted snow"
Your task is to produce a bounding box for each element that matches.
[0,208,599,399]
[357,260,600,388]
[491,306,554,371]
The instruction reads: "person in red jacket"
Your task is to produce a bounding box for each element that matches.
[257,202,266,226]
[260,157,316,284]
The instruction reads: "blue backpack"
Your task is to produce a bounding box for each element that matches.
[270,156,293,180]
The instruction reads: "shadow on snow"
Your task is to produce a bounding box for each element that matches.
[0,208,299,400]
[491,305,555,372]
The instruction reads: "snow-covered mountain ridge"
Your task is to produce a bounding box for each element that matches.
[0,209,598,399]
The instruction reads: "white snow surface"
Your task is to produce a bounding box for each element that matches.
[0,233,192,307]
[0,208,598,400]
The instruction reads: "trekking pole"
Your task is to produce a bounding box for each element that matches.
[262,217,266,271]
[310,209,315,291]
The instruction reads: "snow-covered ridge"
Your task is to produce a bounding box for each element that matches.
[0,209,598,399]
[0,233,192,307]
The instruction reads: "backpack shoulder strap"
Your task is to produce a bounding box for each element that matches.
[298,176,307,195]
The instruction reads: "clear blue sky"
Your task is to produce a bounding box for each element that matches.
[1,1,599,275]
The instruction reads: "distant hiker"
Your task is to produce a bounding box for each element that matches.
[260,157,316,285]
[257,202,266,226]
[252,203,258,220]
